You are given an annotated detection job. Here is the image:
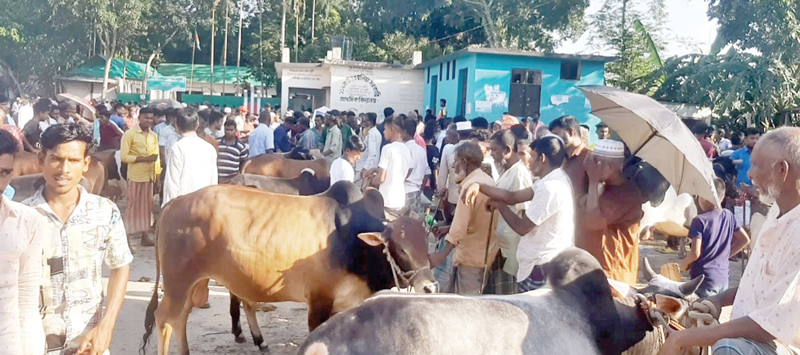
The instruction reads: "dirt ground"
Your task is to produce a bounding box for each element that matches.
[106,233,742,355]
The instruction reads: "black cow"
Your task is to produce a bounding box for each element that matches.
[229,170,330,196]
[297,248,703,355]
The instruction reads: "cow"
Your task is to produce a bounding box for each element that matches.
[243,153,330,183]
[229,170,329,196]
[140,182,437,355]
[227,169,330,347]
[11,151,41,177]
[297,248,703,355]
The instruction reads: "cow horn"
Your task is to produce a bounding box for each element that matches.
[301,168,316,176]
[678,275,705,296]
[643,258,657,280]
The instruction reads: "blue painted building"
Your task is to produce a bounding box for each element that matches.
[419,47,615,131]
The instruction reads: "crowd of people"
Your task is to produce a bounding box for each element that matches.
[0,92,798,355]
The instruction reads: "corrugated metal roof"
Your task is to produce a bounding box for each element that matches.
[156,63,264,86]
[63,56,161,80]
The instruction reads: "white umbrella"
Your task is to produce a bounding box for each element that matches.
[579,85,721,206]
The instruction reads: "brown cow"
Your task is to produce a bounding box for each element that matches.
[243,153,330,183]
[11,151,42,176]
[9,174,93,202]
[141,182,436,355]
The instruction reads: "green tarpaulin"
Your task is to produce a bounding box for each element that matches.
[157,63,263,86]
[64,56,161,80]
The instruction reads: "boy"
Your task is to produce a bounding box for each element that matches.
[680,177,751,298]
[330,135,366,184]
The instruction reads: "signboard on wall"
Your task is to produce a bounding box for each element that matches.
[147,76,186,92]
[330,65,424,115]
[282,67,329,88]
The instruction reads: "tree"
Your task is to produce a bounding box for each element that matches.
[589,0,666,92]
[707,0,800,62]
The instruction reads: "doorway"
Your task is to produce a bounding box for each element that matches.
[457,68,468,117]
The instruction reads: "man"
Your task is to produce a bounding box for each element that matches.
[330,135,365,185]
[377,107,395,147]
[463,135,573,293]
[23,98,54,148]
[206,110,225,139]
[596,122,610,140]
[16,98,33,130]
[248,110,275,158]
[437,123,470,223]
[580,139,647,284]
[25,123,132,355]
[322,114,343,160]
[468,129,534,294]
[660,127,800,355]
[339,112,355,153]
[402,118,431,215]
[234,106,248,135]
[549,115,592,198]
[438,99,448,119]
[717,128,732,152]
[731,127,761,190]
[273,116,295,153]
[97,106,124,151]
[355,112,382,178]
[162,108,218,207]
[296,117,320,150]
[120,107,161,246]
[217,120,249,184]
[429,141,499,295]
[109,103,128,130]
[0,130,45,354]
[363,117,411,216]
[695,122,718,159]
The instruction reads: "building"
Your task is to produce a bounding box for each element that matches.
[57,56,162,101]
[418,47,615,127]
[276,59,424,118]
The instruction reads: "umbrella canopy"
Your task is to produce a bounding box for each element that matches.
[578,85,721,206]
[147,99,182,110]
[57,93,96,115]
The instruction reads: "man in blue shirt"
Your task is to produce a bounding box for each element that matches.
[273,116,295,153]
[248,110,275,158]
[296,117,320,150]
[109,103,129,130]
[730,127,761,189]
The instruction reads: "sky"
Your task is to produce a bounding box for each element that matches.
[557,0,719,58]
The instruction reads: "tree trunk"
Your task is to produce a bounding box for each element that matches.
[142,52,157,100]
[311,0,316,43]
[101,28,117,101]
[0,60,23,97]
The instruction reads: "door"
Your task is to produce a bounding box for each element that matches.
[430,75,439,111]
[457,68,468,116]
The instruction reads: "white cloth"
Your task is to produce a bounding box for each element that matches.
[718,138,732,152]
[404,140,430,193]
[517,168,575,280]
[436,130,447,151]
[0,197,45,355]
[437,143,460,204]
[234,115,246,133]
[494,160,534,276]
[377,142,411,209]
[731,203,800,352]
[38,118,57,134]
[324,125,343,159]
[163,135,218,207]
[355,126,382,173]
[329,157,355,185]
[16,105,33,129]
[483,155,500,181]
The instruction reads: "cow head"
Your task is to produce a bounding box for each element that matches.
[298,168,331,195]
[358,216,438,294]
[638,258,704,301]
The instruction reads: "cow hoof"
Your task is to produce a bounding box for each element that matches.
[234,335,246,343]
[258,344,269,352]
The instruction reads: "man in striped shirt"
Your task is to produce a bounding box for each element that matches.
[217,120,249,183]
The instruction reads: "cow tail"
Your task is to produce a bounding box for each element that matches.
[140,219,161,355]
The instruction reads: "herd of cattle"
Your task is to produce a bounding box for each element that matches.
[9,148,730,355]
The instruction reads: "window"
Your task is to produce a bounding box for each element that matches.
[446,62,450,80]
[511,69,526,84]
[560,60,581,81]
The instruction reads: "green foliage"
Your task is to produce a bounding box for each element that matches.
[707,0,800,62]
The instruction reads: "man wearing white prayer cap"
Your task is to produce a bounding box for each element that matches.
[579,139,648,285]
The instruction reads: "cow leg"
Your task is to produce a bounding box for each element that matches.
[173,303,193,355]
[307,295,334,331]
[242,300,268,351]
[155,295,183,355]
[230,294,246,343]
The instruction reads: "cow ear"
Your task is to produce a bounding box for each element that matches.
[654,294,687,319]
[357,232,385,247]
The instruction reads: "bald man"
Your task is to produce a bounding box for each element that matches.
[660,127,800,355]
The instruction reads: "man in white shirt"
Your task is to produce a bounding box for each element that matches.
[465,136,574,293]
[356,112,382,178]
[322,114,343,161]
[437,123,469,222]
[162,108,218,207]
[0,130,45,355]
[660,127,800,355]
[330,135,365,185]
[401,117,431,216]
[363,117,411,217]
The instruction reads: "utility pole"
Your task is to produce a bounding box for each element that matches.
[280,0,286,49]
[237,0,244,89]
[311,0,316,43]
[210,0,218,95]
[222,0,230,95]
